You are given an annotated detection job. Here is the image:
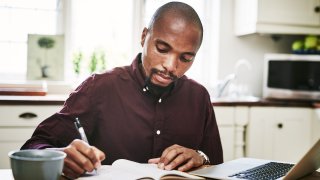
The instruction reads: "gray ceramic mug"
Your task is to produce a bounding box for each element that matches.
[8,149,66,180]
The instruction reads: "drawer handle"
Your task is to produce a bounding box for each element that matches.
[19,112,38,119]
[277,123,283,129]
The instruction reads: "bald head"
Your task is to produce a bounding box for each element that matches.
[147,1,203,44]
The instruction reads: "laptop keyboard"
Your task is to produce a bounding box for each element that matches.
[228,162,294,180]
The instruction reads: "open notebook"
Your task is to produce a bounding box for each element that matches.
[77,159,204,180]
[190,139,320,180]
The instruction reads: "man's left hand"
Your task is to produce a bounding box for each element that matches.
[148,144,203,171]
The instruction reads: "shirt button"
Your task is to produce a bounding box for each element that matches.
[156,130,161,135]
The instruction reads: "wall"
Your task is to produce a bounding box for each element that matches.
[217,0,302,97]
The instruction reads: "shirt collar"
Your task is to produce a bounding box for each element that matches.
[130,53,145,88]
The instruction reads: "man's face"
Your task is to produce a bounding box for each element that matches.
[140,15,202,87]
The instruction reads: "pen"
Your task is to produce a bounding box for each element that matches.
[74,117,98,175]
[74,117,89,143]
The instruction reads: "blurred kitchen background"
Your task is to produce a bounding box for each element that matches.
[0,0,320,169]
[1,0,311,96]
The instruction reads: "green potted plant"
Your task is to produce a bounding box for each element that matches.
[88,50,106,74]
[37,37,55,78]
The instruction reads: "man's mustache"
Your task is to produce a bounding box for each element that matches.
[150,68,178,81]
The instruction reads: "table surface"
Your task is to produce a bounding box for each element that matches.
[2,168,320,180]
[0,169,13,180]
[0,169,67,180]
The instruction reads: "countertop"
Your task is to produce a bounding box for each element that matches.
[0,94,67,105]
[0,95,319,108]
[212,98,320,108]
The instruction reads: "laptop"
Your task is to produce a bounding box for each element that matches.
[190,139,320,180]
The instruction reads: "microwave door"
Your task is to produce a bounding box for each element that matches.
[266,60,320,100]
[268,60,320,91]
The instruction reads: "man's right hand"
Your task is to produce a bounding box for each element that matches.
[62,139,105,179]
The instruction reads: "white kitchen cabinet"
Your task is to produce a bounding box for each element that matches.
[234,0,320,36]
[246,107,313,163]
[0,105,62,168]
[312,108,320,143]
[214,107,235,162]
[214,106,249,161]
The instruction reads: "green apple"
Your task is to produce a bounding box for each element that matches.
[304,35,318,50]
[292,40,303,51]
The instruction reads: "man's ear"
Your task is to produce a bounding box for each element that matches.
[141,27,148,47]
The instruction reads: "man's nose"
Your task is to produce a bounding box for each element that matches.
[163,56,178,72]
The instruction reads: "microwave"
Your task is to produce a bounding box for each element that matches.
[263,54,320,101]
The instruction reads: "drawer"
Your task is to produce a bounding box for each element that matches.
[0,105,62,126]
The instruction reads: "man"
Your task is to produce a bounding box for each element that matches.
[22,2,223,179]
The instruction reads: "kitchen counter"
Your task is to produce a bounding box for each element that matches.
[212,98,320,108]
[1,95,319,108]
[0,94,67,105]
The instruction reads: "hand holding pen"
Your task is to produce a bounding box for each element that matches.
[57,117,106,179]
[73,117,97,176]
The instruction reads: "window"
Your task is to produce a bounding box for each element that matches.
[0,0,62,80]
[0,0,219,89]
[66,0,134,80]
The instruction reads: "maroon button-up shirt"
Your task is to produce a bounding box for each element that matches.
[22,54,223,165]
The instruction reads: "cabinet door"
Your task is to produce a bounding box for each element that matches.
[0,128,36,168]
[247,107,312,162]
[258,0,320,26]
[312,109,320,143]
[235,0,320,35]
[217,126,235,161]
[214,107,235,161]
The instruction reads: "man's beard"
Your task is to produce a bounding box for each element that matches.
[149,68,178,84]
[144,68,178,98]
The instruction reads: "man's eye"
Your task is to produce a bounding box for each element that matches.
[156,46,168,53]
[180,56,194,62]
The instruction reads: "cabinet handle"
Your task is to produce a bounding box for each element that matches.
[315,6,320,13]
[19,112,38,119]
[277,123,283,129]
